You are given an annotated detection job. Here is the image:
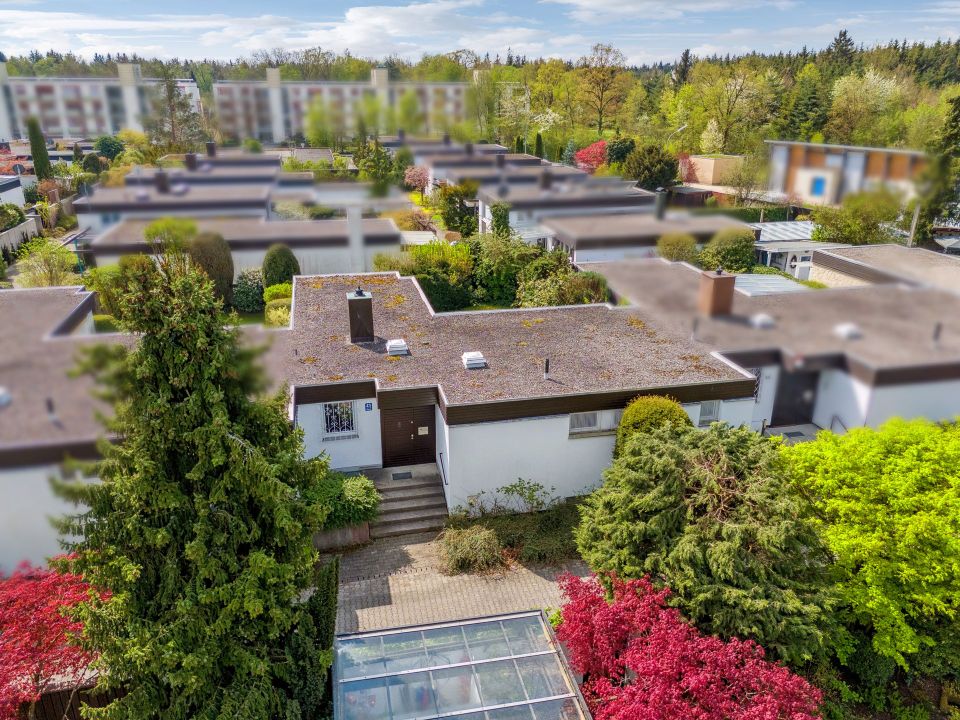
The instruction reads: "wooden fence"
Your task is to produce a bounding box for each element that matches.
[21,684,125,720]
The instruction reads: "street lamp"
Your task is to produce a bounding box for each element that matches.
[665,124,688,145]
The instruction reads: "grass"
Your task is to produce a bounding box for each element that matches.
[748,264,827,289]
[445,498,582,567]
[93,314,120,333]
[463,303,511,311]
[230,310,266,325]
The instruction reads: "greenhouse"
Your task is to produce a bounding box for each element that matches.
[333,611,589,720]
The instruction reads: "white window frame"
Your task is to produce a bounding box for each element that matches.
[322,401,358,441]
[699,400,721,427]
[569,411,601,435]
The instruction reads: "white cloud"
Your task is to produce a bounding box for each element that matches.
[539,0,795,24]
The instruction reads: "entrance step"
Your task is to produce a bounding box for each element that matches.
[370,516,447,539]
[379,496,448,514]
[369,464,449,539]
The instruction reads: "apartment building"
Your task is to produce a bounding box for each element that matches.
[214,68,469,143]
[766,140,926,207]
[0,63,202,141]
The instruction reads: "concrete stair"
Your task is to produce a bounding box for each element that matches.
[371,468,448,539]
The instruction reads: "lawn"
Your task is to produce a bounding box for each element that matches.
[445,498,582,566]
[230,310,266,325]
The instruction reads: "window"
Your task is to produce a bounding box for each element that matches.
[810,176,827,197]
[699,400,720,426]
[569,411,600,434]
[323,401,357,440]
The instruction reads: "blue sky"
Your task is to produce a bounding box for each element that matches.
[1,0,959,66]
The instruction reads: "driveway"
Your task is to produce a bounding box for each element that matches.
[334,532,590,633]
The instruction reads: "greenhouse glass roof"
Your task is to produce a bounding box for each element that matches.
[333,611,589,720]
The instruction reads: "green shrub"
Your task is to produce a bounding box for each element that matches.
[242,137,263,153]
[438,526,504,574]
[310,472,381,530]
[623,144,679,191]
[657,232,698,263]
[264,297,293,326]
[93,135,124,160]
[262,243,301,287]
[82,153,103,174]
[698,227,756,273]
[93,314,120,333]
[615,395,692,457]
[187,232,234,304]
[56,214,78,231]
[233,268,265,312]
[307,205,337,220]
[263,282,293,302]
[557,271,607,305]
[0,203,26,232]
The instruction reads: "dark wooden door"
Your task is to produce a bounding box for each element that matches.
[380,406,436,467]
[771,369,819,426]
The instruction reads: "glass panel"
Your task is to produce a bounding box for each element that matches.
[475,659,526,706]
[433,665,482,714]
[487,706,535,720]
[437,714,486,720]
[531,698,583,720]
[387,671,436,720]
[463,621,509,661]
[423,626,470,666]
[381,631,427,673]
[338,636,386,680]
[340,678,390,720]
[516,655,570,700]
[501,616,550,656]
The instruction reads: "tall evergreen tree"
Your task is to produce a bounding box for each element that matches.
[57,248,337,719]
[533,132,544,158]
[142,66,205,152]
[673,49,693,87]
[913,94,960,242]
[781,63,828,140]
[27,117,52,181]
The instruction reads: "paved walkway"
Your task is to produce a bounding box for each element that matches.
[334,532,590,633]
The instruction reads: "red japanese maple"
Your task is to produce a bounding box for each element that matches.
[573,140,607,172]
[0,561,96,719]
[556,573,822,720]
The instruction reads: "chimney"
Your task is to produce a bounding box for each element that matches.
[495,153,506,168]
[442,132,451,146]
[698,268,736,318]
[397,128,406,142]
[205,141,217,158]
[654,187,667,219]
[347,286,374,343]
[185,152,198,171]
[543,358,550,380]
[155,169,170,193]
[539,170,552,191]
[465,142,474,156]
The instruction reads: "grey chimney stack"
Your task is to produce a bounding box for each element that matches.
[205,141,217,158]
[539,170,552,191]
[543,358,550,380]
[397,128,406,142]
[495,153,506,168]
[185,152,198,171]
[697,268,736,318]
[347,286,375,343]
[442,132,451,146]
[465,142,474,156]
[155,169,170,193]
[654,187,667,219]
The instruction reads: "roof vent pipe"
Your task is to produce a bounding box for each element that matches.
[184,152,198,171]
[654,187,667,219]
[543,358,550,380]
[205,141,217,158]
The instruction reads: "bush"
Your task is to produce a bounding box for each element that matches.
[614,395,692,457]
[657,232,698,263]
[310,472,381,530]
[93,135,124,160]
[262,243,301,287]
[263,282,293,303]
[607,137,636,164]
[438,526,504,574]
[0,203,26,232]
[307,205,336,220]
[233,268,265,312]
[557,271,607,305]
[623,144,679,191]
[242,138,263,153]
[56,214,78,231]
[266,304,291,327]
[698,227,756,273]
[81,153,104,175]
[381,209,432,231]
[187,232,234,304]
[93,314,120,333]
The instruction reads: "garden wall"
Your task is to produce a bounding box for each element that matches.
[0,217,41,253]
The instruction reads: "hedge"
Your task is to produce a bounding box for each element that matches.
[188,232,234,304]
[313,472,381,531]
[615,395,692,457]
[263,282,293,303]
[233,268,264,312]
[262,243,301,287]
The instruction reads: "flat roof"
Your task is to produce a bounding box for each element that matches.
[750,220,815,243]
[278,273,747,406]
[814,244,960,294]
[765,139,926,157]
[443,164,585,184]
[586,258,960,377]
[543,211,745,246]
[89,218,401,251]
[478,181,654,210]
[75,184,271,212]
[124,165,281,184]
[333,611,589,720]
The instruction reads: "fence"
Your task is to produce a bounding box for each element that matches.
[23,684,125,720]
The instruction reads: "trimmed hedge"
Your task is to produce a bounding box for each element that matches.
[265,297,292,327]
[438,526,504,574]
[657,232,698,263]
[313,472,381,531]
[188,231,234,304]
[262,243,301,287]
[698,227,756,273]
[615,395,692,457]
[263,282,293,303]
[233,268,265,312]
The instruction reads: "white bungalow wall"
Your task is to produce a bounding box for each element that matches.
[298,396,383,471]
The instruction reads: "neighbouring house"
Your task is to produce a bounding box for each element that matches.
[591,258,960,440]
[750,220,845,279]
[439,163,588,191]
[808,243,960,292]
[83,217,402,277]
[381,134,507,161]
[476,179,654,243]
[540,211,747,263]
[333,611,590,720]
[766,140,926,207]
[0,174,25,205]
[684,154,745,186]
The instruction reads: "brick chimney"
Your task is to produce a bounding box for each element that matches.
[155,169,170,193]
[539,169,552,191]
[698,268,736,317]
[205,141,217,158]
[465,142,474,156]
[495,153,506,168]
[185,152,198,171]
[347,286,374,343]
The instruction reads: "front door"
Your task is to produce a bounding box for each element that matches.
[380,406,436,467]
[771,369,819,426]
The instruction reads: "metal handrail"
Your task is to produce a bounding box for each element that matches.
[437,451,448,485]
[830,415,848,433]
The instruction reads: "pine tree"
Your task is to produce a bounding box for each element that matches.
[515,135,524,153]
[534,132,543,158]
[673,49,693,87]
[27,118,52,181]
[57,249,337,719]
[72,143,84,164]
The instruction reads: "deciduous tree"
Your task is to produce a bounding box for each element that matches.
[404,165,430,200]
[578,44,632,135]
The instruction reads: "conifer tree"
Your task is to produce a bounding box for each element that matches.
[57,247,337,720]
[27,118,52,181]
[534,132,544,158]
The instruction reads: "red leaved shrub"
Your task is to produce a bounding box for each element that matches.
[574,140,607,173]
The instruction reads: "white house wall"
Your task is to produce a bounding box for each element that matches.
[298,397,382,471]
[812,369,870,432]
[865,379,960,426]
[0,466,91,572]
[573,247,657,263]
[749,365,778,431]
